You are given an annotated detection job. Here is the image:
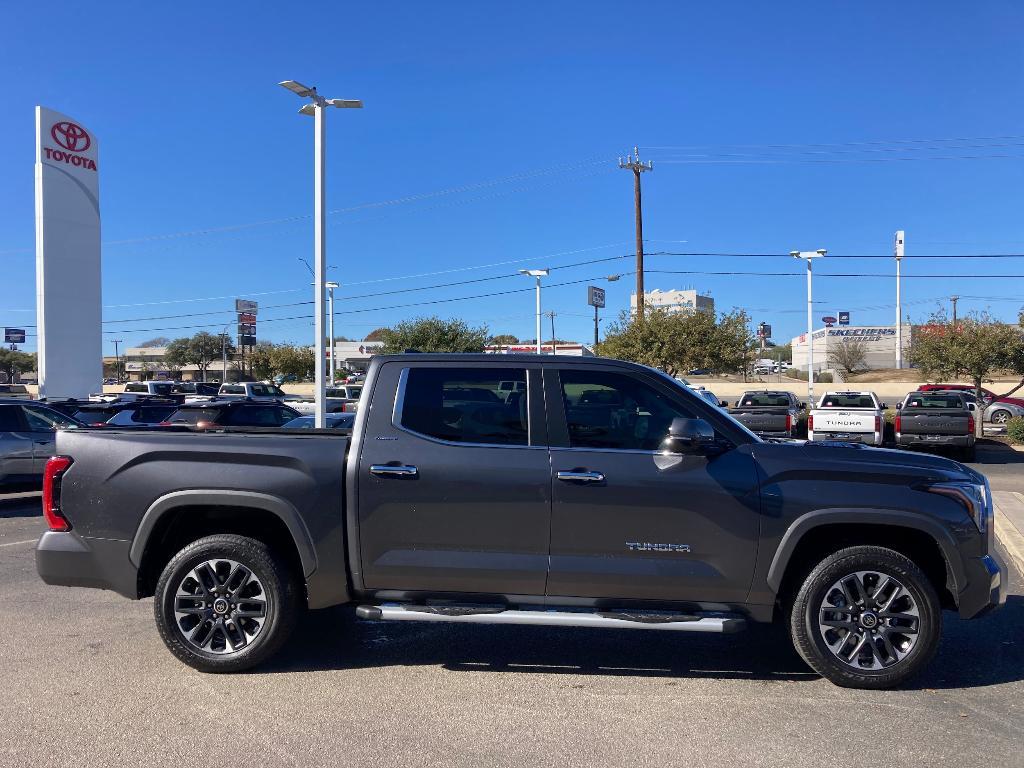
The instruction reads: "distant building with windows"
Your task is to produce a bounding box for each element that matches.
[630,288,715,315]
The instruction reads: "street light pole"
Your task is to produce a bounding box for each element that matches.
[325,281,339,385]
[519,269,549,354]
[279,79,362,428]
[894,230,904,369]
[791,250,827,405]
[112,339,123,383]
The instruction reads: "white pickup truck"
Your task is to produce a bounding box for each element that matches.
[808,390,887,446]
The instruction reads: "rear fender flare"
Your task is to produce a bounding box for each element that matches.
[129,489,317,577]
[766,508,964,595]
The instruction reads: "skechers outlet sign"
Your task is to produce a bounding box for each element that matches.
[810,327,897,342]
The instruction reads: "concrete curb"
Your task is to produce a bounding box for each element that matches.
[994,491,1024,579]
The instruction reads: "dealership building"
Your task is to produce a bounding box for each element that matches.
[630,288,715,315]
[790,325,913,373]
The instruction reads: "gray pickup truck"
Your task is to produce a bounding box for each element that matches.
[729,390,805,438]
[895,391,976,461]
[35,355,1005,689]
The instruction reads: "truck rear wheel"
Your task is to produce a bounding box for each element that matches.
[789,546,941,689]
[154,534,300,673]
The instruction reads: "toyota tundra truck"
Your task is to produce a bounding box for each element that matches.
[808,391,887,446]
[896,391,977,461]
[35,355,1005,689]
[728,390,805,438]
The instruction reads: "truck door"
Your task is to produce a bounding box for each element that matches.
[356,362,551,597]
[545,366,760,604]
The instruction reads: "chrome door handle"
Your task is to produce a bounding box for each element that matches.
[556,470,605,483]
[369,464,418,477]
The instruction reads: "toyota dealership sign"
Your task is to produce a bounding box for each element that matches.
[35,106,102,398]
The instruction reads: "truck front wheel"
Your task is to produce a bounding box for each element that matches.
[154,534,300,673]
[789,546,941,689]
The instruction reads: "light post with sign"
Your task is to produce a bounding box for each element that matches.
[588,285,606,348]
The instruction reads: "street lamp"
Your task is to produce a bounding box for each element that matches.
[518,269,549,354]
[325,282,339,385]
[791,249,827,404]
[279,79,362,427]
[592,274,621,348]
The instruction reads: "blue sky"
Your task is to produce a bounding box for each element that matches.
[2,1,1023,355]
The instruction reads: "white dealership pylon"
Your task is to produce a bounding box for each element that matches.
[34,106,102,399]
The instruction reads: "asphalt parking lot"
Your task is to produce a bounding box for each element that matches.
[1,448,1022,768]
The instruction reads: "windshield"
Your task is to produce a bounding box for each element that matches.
[739,393,790,407]
[817,393,877,409]
[904,394,964,409]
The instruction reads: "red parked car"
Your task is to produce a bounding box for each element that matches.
[917,383,1024,408]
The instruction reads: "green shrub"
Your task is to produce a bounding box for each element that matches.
[1007,417,1024,445]
[784,369,833,383]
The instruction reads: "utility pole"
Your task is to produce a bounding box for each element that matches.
[619,146,652,319]
[221,332,228,383]
[326,282,339,385]
[951,295,960,325]
[112,339,123,383]
[545,311,556,354]
[894,231,904,369]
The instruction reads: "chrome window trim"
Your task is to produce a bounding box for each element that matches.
[391,366,540,450]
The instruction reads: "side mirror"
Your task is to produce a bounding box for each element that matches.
[895,402,902,410]
[719,400,728,408]
[966,402,977,412]
[799,402,806,410]
[661,417,716,455]
[880,403,888,410]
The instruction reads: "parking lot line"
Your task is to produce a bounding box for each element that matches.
[0,539,37,548]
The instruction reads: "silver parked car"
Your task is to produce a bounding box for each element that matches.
[0,400,81,489]
[934,389,1024,424]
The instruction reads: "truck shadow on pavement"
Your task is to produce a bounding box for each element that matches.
[0,493,42,518]
[976,440,1024,465]
[264,594,1024,689]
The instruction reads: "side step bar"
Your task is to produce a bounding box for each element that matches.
[356,603,745,634]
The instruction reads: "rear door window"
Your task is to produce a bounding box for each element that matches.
[398,367,529,446]
[0,405,24,432]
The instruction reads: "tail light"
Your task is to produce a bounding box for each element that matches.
[785,413,793,433]
[42,456,73,532]
[195,421,220,429]
[967,414,975,434]
[807,414,813,431]
[895,415,902,433]
[875,415,882,434]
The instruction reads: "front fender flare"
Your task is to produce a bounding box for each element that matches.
[765,507,964,595]
[129,489,318,578]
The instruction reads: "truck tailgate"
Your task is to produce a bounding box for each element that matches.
[730,410,790,433]
[813,411,875,433]
[899,411,970,435]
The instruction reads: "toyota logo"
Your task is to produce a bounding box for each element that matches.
[51,121,91,152]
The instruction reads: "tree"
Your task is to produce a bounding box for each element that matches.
[165,332,234,382]
[910,311,1024,435]
[272,344,316,379]
[827,338,869,377]
[597,308,754,377]
[0,349,36,382]
[364,328,388,342]
[137,336,171,348]
[377,317,490,354]
[488,334,519,346]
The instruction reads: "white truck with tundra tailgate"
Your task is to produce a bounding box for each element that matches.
[808,391,886,446]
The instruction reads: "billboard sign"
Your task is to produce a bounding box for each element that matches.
[238,322,256,347]
[838,311,850,325]
[35,107,102,398]
[587,286,606,308]
[235,299,258,315]
[4,328,26,344]
[238,312,257,324]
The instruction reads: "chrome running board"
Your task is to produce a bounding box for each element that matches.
[356,604,745,633]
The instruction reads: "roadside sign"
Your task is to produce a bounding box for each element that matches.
[822,315,837,327]
[235,299,258,315]
[4,328,26,344]
[757,322,771,338]
[587,286,606,308]
[838,311,850,325]
[238,312,257,324]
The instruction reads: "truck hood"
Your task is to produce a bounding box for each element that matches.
[758,439,976,483]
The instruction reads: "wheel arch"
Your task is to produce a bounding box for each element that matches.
[768,509,963,609]
[131,490,317,598]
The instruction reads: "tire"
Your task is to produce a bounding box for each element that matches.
[154,534,301,673]
[990,409,1011,425]
[789,545,941,689]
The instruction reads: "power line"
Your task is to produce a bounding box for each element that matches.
[641,134,1024,151]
